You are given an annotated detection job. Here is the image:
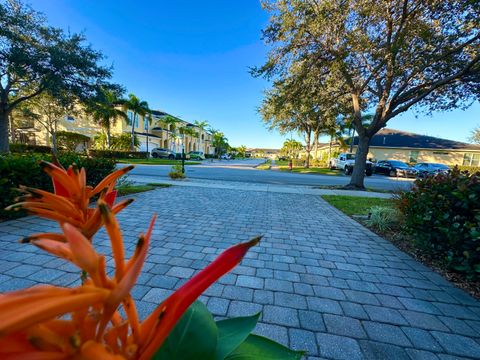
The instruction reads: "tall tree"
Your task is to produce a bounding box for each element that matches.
[210,129,229,158]
[194,120,209,153]
[255,0,480,189]
[0,0,111,152]
[123,94,150,151]
[85,85,127,149]
[160,115,179,151]
[281,139,303,159]
[469,126,480,144]
[237,145,247,158]
[25,92,76,155]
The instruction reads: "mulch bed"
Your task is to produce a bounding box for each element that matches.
[361,222,480,300]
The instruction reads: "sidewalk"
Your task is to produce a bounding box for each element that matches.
[132,176,394,198]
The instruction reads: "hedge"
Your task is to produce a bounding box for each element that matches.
[453,165,480,174]
[89,150,149,159]
[9,143,52,154]
[398,168,480,278]
[0,153,116,220]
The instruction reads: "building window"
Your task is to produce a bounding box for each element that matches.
[127,111,138,128]
[409,150,419,163]
[144,118,148,131]
[463,153,480,166]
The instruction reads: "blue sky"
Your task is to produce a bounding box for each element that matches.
[29,0,479,148]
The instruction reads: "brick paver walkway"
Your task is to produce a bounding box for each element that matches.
[1,186,479,359]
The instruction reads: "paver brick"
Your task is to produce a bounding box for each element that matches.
[401,327,443,352]
[363,321,411,346]
[263,305,299,327]
[236,275,264,289]
[431,331,480,358]
[316,333,363,360]
[323,314,366,338]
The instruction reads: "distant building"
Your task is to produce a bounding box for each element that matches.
[12,107,215,155]
[247,148,280,159]
[317,128,480,166]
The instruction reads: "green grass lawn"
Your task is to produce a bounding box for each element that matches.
[256,160,272,170]
[321,195,393,216]
[117,158,201,165]
[116,183,172,196]
[314,185,393,193]
[278,166,342,176]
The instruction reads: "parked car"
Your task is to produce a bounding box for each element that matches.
[151,148,175,159]
[330,153,373,176]
[413,163,450,178]
[221,154,231,160]
[188,151,205,160]
[373,160,417,178]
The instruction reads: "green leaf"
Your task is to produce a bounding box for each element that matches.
[153,301,218,360]
[225,334,304,360]
[215,313,261,360]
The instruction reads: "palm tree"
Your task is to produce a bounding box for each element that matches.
[162,115,179,151]
[123,94,150,151]
[86,87,127,149]
[179,126,198,154]
[194,120,209,153]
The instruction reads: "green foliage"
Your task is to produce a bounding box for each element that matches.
[9,143,52,154]
[280,139,303,159]
[398,168,480,278]
[367,206,401,233]
[89,149,149,159]
[216,313,260,360]
[56,131,90,151]
[155,301,302,360]
[93,133,140,151]
[169,164,185,179]
[0,0,111,152]
[0,153,115,219]
[115,185,155,196]
[454,165,480,174]
[225,334,303,360]
[154,301,217,360]
[321,195,392,216]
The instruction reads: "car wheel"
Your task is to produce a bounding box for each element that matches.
[366,169,373,176]
[344,166,351,175]
[152,153,158,158]
[389,169,397,177]
[168,154,174,160]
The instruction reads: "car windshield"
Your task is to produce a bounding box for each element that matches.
[389,161,409,167]
[346,154,355,160]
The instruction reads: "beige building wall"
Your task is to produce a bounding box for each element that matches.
[317,144,480,166]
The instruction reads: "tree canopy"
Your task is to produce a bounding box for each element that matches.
[0,0,112,152]
[255,0,480,188]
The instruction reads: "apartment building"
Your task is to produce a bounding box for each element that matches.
[12,107,215,155]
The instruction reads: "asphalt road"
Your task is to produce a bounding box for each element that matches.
[121,159,414,191]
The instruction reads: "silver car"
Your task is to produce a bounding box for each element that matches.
[413,163,450,178]
[151,147,175,159]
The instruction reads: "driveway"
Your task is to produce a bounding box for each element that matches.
[121,159,414,192]
[0,186,479,359]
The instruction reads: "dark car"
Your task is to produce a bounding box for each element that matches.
[413,163,450,178]
[373,160,417,178]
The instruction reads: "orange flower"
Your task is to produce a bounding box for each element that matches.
[0,194,260,359]
[6,161,134,241]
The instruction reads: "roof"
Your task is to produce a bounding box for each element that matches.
[349,128,480,150]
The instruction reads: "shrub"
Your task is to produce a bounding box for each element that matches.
[398,168,480,277]
[56,131,90,151]
[9,143,52,154]
[0,153,116,219]
[367,206,400,232]
[89,149,149,159]
[453,165,480,174]
[169,164,185,179]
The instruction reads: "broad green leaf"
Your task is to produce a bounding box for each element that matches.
[215,313,261,360]
[225,334,304,360]
[153,301,218,360]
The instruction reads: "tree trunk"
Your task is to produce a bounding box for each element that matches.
[313,131,319,160]
[328,135,333,163]
[51,129,58,156]
[0,109,10,153]
[9,113,16,143]
[345,134,370,190]
[304,130,311,168]
[106,124,111,149]
[131,112,136,151]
